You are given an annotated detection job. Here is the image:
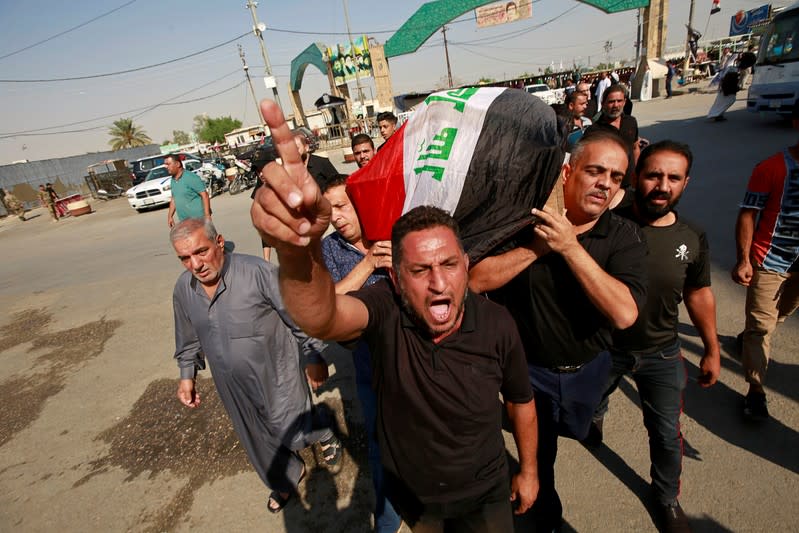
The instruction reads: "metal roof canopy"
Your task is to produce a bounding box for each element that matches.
[384,0,650,58]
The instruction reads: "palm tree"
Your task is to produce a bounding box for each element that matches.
[108,118,152,150]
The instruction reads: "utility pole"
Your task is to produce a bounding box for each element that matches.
[684,0,696,73]
[245,0,283,111]
[635,8,642,66]
[238,45,264,125]
[442,25,453,88]
[342,0,366,127]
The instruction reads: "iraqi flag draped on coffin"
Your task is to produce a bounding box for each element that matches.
[346,86,565,263]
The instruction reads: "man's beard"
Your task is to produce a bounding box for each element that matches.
[635,187,680,220]
[397,281,468,339]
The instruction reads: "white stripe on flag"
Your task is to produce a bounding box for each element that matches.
[401,87,506,215]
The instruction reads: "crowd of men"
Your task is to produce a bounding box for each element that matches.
[165,85,797,533]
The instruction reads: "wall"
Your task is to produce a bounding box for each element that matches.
[0,145,160,205]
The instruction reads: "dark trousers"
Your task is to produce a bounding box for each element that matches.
[594,341,687,505]
[384,472,512,533]
[528,351,612,529]
[354,363,401,532]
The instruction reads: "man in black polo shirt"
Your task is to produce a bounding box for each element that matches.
[469,128,648,532]
[251,100,539,532]
[588,141,720,532]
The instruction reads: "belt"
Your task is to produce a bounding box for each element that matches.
[550,364,584,374]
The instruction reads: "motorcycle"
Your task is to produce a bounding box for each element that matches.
[227,158,258,195]
[198,168,227,198]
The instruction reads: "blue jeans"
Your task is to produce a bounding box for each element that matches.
[528,351,612,529]
[354,348,402,533]
[595,341,687,505]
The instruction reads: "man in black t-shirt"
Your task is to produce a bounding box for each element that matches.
[251,100,539,532]
[469,128,648,532]
[589,141,721,532]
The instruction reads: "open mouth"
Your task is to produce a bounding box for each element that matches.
[429,297,452,323]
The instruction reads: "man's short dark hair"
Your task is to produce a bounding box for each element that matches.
[377,112,398,125]
[164,153,183,167]
[602,84,627,104]
[571,126,629,164]
[636,140,693,176]
[564,91,585,107]
[391,206,462,271]
[320,173,349,194]
[351,133,374,150]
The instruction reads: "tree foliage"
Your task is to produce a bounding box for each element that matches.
[193,115,242,143]
[173,130,190,145]
[477,76,496,85]
[108,118,152,150]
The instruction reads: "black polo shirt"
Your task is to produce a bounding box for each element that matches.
[596,113,639,148]
[492,209,648,368]
[351,279,533,504]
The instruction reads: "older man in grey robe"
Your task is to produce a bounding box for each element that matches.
[170,218,341,512]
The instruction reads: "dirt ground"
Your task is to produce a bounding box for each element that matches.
[0,92,797,532]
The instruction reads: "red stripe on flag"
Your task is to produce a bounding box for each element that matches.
[346,122,407,242]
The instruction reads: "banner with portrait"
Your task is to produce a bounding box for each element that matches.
[327,35,373,86]
[475,0,532,28]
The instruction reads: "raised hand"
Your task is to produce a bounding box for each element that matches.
[251,100,331,249]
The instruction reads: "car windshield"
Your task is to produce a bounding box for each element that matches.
[145,167,169,181]
[138,157,164,172]
[759,11,799,65]
[527,86,547,93]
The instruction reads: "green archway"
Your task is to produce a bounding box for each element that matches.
[385,0,650,57]
[290,42,328,93]
[288,1,650,92]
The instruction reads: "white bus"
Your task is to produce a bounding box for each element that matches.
[748,2,799,116]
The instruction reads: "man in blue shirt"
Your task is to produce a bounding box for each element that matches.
[320,174,400,533]
[166,154,211,228]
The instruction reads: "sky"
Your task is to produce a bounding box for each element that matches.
[0,0,770,164]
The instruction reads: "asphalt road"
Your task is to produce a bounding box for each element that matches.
[0,90,796,533]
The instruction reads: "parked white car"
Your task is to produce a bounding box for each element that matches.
[125,165,171,212]
[524,83,562,105]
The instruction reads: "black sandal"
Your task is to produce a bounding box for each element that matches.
[319,434,342,469]
[266,462,306,514]
[267,491,291,514]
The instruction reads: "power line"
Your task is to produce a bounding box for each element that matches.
[0,70,241,135]
[0,0,139,61]
[0,32,249,83]
[0,78,245,139]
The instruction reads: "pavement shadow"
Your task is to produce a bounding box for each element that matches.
[582,438,661,529]
[611,330,799,476]
[587,379,742,532]
[280,343,373,532]
[505,451,576,533]
[678,321,799,404]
